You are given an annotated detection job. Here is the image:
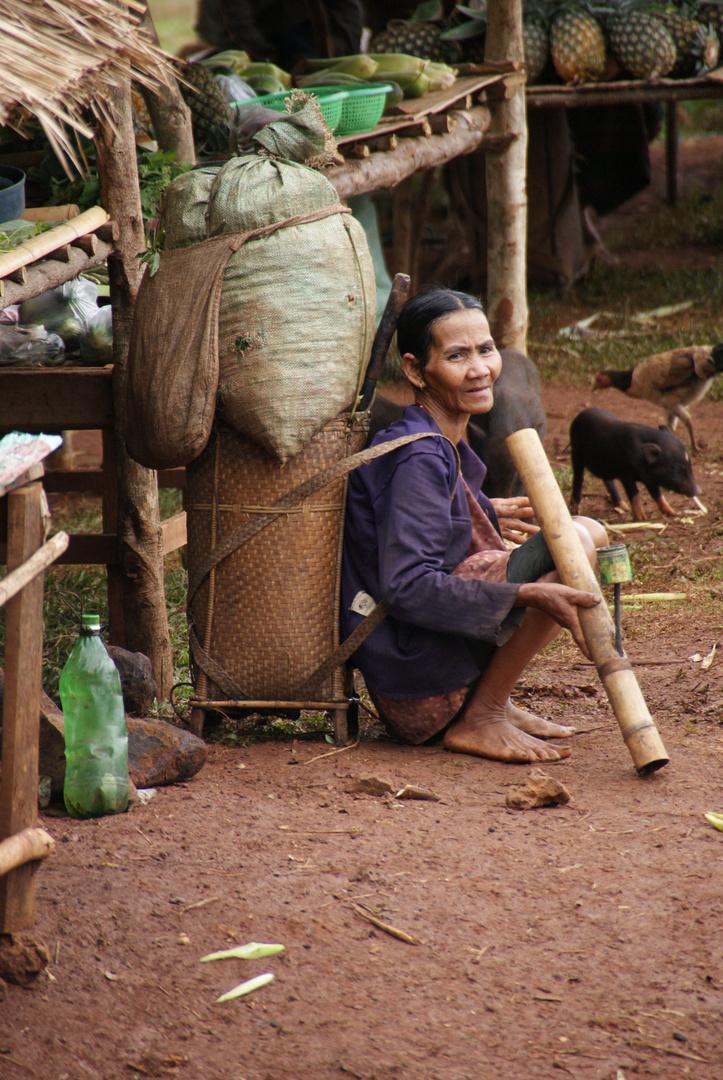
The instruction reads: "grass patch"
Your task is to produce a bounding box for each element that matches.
[606,189,723,251]
[0,492,190,708]
[678,99,723,138]
[528,264,723,389]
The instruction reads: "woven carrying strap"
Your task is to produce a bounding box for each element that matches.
[189,626,249,700]
[188,431,459,604]
[190,431,461,699]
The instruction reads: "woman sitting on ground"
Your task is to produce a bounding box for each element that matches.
[341,288,608,763]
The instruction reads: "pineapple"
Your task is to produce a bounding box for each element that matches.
[549,3,607,84]
[178,62,233,153]
[371,0,462,64]
[524,14,551,82]
[440,4,549,79]
[695,0,723,43]
[606,10,677,79]
[656,7,719,76]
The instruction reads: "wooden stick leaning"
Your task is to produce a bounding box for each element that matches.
[506,428,669,775]
[0,206,110,280]
[0,828,55,879]
[0,532,69,610]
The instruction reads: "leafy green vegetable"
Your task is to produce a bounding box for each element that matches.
[216,972,275,1003]
[39,139,191,226]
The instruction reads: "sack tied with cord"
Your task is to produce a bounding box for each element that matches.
[123,96,377,469]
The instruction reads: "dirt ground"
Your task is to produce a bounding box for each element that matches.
[2,137,723,1080]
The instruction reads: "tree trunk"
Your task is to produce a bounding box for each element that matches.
[485,0,528,353]
[138,3,196,166]
[94,68,174,701]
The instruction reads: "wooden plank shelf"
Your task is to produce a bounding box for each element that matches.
[0,369,186,647]
[0,367,114,433]
[526,68,723,108]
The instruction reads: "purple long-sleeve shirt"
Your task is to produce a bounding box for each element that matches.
[340,405,522,699]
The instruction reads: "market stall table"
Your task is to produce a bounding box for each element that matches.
[0,435,67,932]
[527,67,723,204]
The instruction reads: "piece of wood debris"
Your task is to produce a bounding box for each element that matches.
[632,1040,708,1063]
[303,739,360,765]
[351,903,421,945]
[604,521,666,531]
[394,784,441,802]
[181,895,221,913]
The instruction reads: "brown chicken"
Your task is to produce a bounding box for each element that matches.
[594,343,723,452]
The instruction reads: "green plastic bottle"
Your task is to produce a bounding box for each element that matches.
[59,614,129,818]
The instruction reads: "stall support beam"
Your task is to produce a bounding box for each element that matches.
[0,484,45,932]
[484,0,528,354]
[665,100,678,205]
[95,70,174,699]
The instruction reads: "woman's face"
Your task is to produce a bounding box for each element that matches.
[405,308,502,418]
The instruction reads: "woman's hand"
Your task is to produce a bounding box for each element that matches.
[515,581,600,659]
[489,496,539,543]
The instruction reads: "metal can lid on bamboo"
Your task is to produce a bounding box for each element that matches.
[597,542,632,585]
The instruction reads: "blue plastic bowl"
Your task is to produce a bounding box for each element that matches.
[0,165,26,223]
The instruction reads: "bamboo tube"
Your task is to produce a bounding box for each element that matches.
[0,206,109,279]
[0,828,55,878]
[21,205,80,222]
[506,428,669,775]
[0,532,69,610]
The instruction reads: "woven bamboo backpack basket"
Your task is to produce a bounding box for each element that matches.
[186,411,369,735]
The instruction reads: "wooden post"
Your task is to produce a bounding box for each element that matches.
[102,429,125,647]
[506,429,669,775]
[390,177,414,281]
[138,3,196,167]
[408,169,435,294]
[0,828,55,878]
[94,69,174,699]
[485,0,528,352]
[0,483,46,932]
[665,100,678,206]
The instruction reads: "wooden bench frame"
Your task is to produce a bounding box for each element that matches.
[0,468,65,931]
[0,367,186,646]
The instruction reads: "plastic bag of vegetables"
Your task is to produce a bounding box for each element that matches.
[0,324,65,366]
[78,305,113,366]
[19,279,100,349]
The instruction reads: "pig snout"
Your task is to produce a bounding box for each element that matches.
[641,438,699,496]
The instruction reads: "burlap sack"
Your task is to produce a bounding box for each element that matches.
[160,154,376,462]
[123,237,228,469]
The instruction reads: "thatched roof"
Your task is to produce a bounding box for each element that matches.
[0,0,177,172]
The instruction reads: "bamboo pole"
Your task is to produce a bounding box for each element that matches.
[0,828,55,879]
[506,428,669,775]
[0,207,109,279]
[0,532,69,609]
[21,205,80,222]
[0,241,113,307]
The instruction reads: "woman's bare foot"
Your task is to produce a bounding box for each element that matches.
[443,710,571,763]
[506,699,576,739]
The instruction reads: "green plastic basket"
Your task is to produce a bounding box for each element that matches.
[335,84,393,136]
[231,88,347,133]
